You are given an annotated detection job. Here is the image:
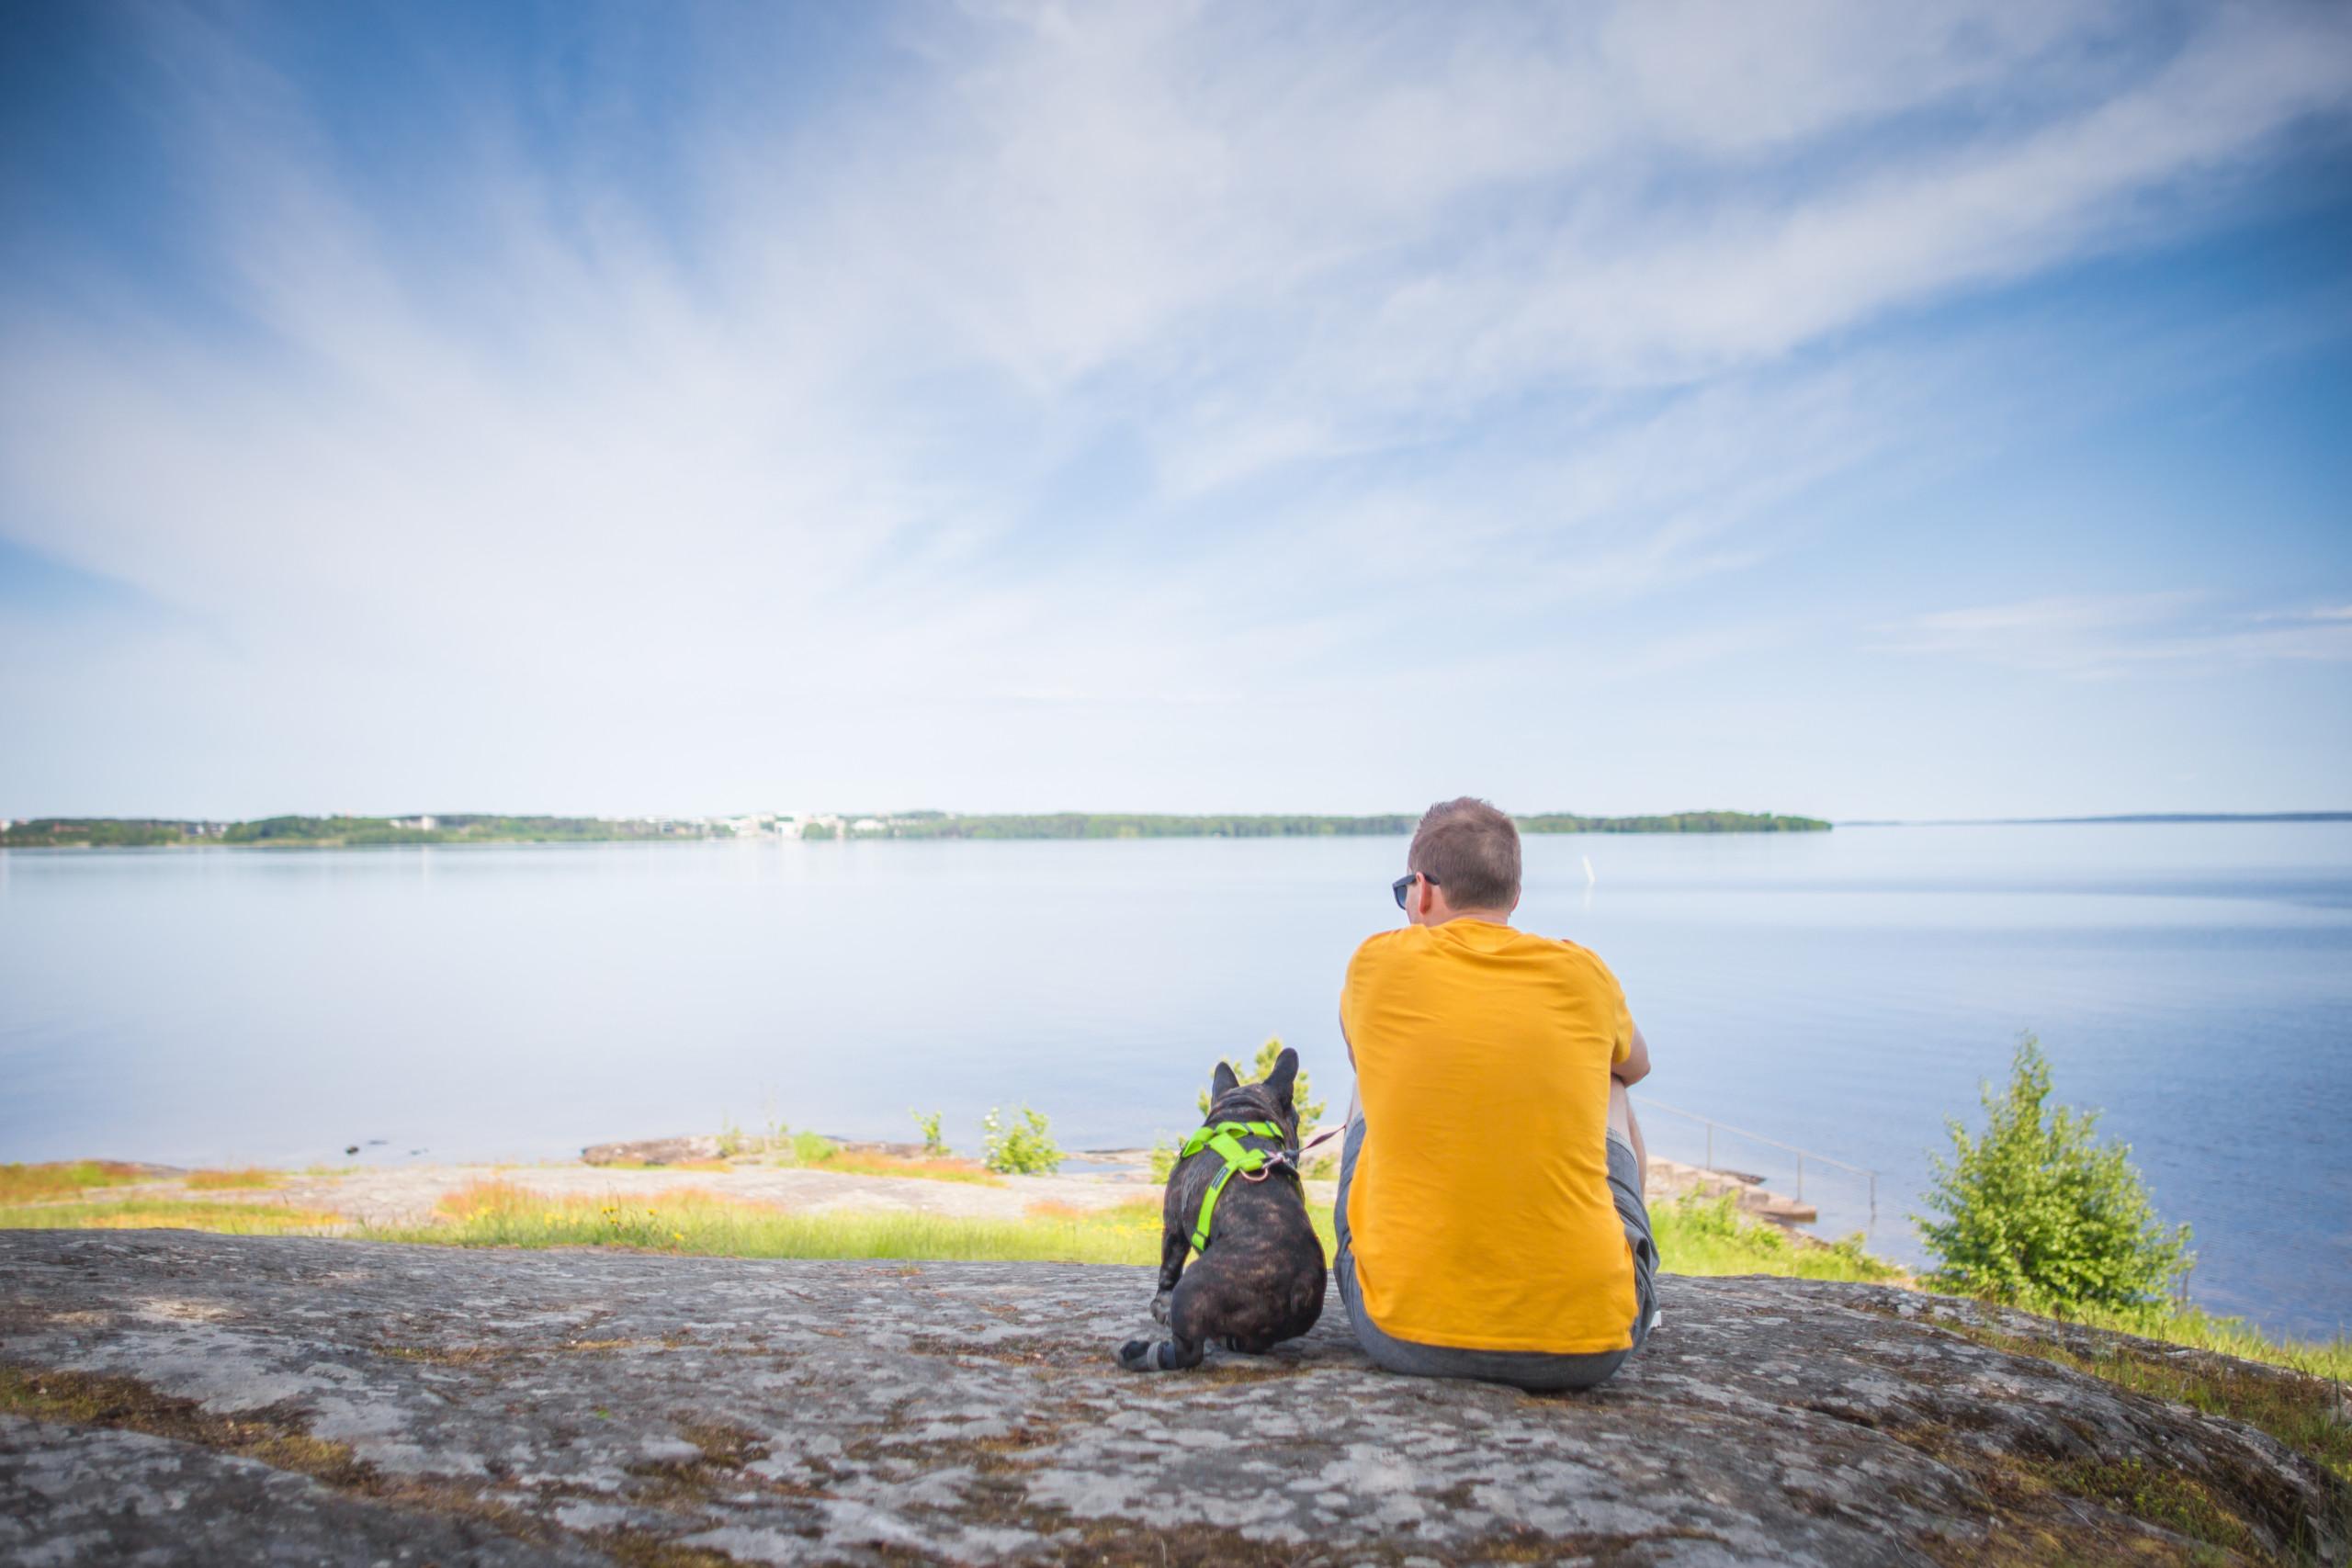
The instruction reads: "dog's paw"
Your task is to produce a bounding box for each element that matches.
[1117,1338,1158,1371]
[1149,1291,1171,1325]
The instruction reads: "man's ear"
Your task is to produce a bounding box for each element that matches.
[1266,1048,1300,1102]
[1211,1061,1240,1100]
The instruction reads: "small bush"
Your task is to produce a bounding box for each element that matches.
[1147,1136,1179,1181]
[980,1106,1063,1176]
[1916,1033,2191,1314]
[789,1131,837,1165]
[911,1109,950,1158]
[1197,1036,1327,1128]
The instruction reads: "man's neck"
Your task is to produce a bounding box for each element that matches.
[1428,908,1513,927]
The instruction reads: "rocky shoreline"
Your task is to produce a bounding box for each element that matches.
[20,1132,1821,1235]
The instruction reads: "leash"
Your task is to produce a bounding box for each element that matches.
[1296,1124,1345,1159]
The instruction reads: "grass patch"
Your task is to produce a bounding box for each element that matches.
[605,1145,1002,1185]
[755,1130,1003,1185]
[0,1363,368,1484]
[2041,1455,2258,1559]
[0,1199,344,1235]
[2052,1304,2352,1387]
[392,1179,1170,1263]
[185,1168,280,1190]
[1653,1195,1907,1284]
[817,1150,1001,1185]
[1953,1320,2352,1490]
[0,1161,151,1204]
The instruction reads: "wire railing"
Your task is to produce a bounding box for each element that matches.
[1631,1093,1880,1232]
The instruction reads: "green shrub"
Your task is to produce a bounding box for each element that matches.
[980,1106,1063,1176]
[789,1130,837,1165]
[1147,1136,1178,1181]
[1196,1036,1327,1129]
[1916,1033,2191,1314]
[911,1109,950,1158]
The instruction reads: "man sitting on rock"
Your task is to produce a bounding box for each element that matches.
[1335,796,1659,1391]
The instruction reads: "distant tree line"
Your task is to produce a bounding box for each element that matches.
[865,811,1828,839]
[1,816,689,849]
[219,816,677,846]
[1515,811,1832,834]
[874,814,1419,840]
[2,807,1831,851]
[0,819,195,848]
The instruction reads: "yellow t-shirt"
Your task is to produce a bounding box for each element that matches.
[1340,919,1636,1354]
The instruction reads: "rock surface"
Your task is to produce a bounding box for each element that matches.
[2,1231,2342,1566]
[581,1135,729,1168]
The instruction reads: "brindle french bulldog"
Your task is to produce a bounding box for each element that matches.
[1117,1047,1327,1371]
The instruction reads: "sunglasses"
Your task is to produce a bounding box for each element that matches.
[1391,871,1439,910]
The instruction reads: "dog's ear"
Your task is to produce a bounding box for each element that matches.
[1265,1047,1300,1103]
[1211,1060,1240,1100]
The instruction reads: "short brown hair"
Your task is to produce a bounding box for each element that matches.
[1408,797,1521,909]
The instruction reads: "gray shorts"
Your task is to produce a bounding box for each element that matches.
[1333,1113,1658,1392]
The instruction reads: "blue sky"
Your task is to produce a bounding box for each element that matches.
[2,1,2347,820]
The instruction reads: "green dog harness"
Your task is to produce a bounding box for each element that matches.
[1179,1120,1295,1252]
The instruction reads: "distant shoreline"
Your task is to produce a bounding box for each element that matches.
[7,810,2342,850]
[0,808,1832,850]
[1838,812,2352,827]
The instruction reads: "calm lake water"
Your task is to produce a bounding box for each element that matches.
[3,824,2346,1337]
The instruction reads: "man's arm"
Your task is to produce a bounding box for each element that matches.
[1340,1003,1362,1128]
[1615,1021,1652,1087]
[1611,1021,1652,1188]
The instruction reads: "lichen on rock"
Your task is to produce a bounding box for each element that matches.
[1,1231,2343,1565]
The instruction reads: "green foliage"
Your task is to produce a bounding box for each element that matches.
[1196,1037,1327,1129]
[790,1130,837,1165]
[384,1186,1172,1264]
[0,1161,152,1203]
[0,1199,342,1234]
[797,820,838,840]
[1147,1136,1178,1182]
[911,1109,950,1158]
[1651,1195,1905,1283]
[979,1106,1063,1175]
[1916,1034,2192,1314]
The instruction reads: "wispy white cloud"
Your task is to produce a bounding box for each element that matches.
[0,1,2346,812]
[1886,596,2352,675]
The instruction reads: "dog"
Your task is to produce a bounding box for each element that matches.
[1117,1047,1327,1371]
